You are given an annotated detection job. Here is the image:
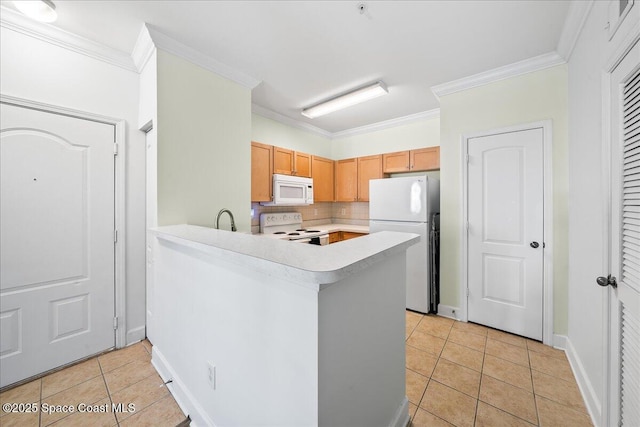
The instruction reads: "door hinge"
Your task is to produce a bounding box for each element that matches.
[466,288,470,297]
[465,221,469,232]
[114,143,119,156]
[466,154,470,164]
[114,229,118,243]
[113,317,118,330]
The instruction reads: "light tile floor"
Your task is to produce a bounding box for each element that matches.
[406,311,594,427]
[0,340,188,427]
[1,313,594,427]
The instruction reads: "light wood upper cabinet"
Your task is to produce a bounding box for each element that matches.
[335,155,382,202]
[311,155,334,202]
[335,158,358,202]
[357,155,383,202]
[273,147,294,175]
[382,147,440,173]
[411,146,440,171]
[251,142,273,202]
[383,151,411,173]
[273,147,312,177]
[294,151,312,178]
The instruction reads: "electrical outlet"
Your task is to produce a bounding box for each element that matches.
[207,362,216,390]
[341,208,346,215]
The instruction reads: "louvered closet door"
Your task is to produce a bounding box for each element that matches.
[610,39,640,427]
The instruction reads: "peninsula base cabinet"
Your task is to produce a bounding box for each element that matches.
[150,226,413,427]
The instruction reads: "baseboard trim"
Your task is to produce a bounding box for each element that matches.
[552,334,568,350]
[564,338,601,427]
[390,397,410,427]
[437,304,461,321]
[151,347,216,427]
[126,326,146,346]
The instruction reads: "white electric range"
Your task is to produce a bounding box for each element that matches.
[259,212,329,245]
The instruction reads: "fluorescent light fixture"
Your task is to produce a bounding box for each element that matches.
[302,81,388,119]
[14,0,57,23]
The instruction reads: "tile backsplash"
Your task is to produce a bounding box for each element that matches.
[251,202,369,233]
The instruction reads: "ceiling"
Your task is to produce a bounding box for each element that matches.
[2,0,572,133]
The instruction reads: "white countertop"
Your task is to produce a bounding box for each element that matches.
[153,224,417,288]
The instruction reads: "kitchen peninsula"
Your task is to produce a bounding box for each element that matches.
[149,224,418,427]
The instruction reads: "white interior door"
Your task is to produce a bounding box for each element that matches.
[467,128,544,340]
[0,102,116,387]
[607,39,640,427]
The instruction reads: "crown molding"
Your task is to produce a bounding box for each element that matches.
[556,0,594,60]
[252,104,333,138]
[0,6,136,72]
[331,109,440,139]
[431,51,566,99]
[146,24,260,90]
[131,24,155,72]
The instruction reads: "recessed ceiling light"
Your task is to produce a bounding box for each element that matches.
[302,81,388,119]
[13,0,57,23]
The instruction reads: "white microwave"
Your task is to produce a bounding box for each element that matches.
[261,174,314,206]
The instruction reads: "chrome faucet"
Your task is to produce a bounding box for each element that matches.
[215,208,237,232]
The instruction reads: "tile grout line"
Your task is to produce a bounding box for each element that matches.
[96,356,119,427]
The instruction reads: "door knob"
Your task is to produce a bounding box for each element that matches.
[596,275,617,288]
[530,241,539,248]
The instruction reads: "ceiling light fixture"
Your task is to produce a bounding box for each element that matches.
[301,81,388,119]
[13,0,57,23]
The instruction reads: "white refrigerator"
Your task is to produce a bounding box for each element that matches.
[369,175,440,313]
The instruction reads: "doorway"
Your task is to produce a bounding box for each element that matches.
[461,121,553,343]
[0,98,124,388]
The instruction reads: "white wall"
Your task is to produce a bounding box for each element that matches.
[0,27,147,345]
[156,50,252,231]
[332,117,440,160]
[566,2,640,424]
[252,113,332,158]
[438,65,569,334]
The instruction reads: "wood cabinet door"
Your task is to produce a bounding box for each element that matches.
[294,151,312,177]
[341,231,367,241]
[311,156,334,202]
[383,151,410,173]
[335,158,358,202]
[251,142,273,202]
[357,155,383,201]
[273,146,294,175]
[411,146,440,171]
[328,232,340,244]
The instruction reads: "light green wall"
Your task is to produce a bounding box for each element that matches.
[252,114,332,158]
[157,50,252,231]
[439,65,569,334]
[331,117,440,160]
